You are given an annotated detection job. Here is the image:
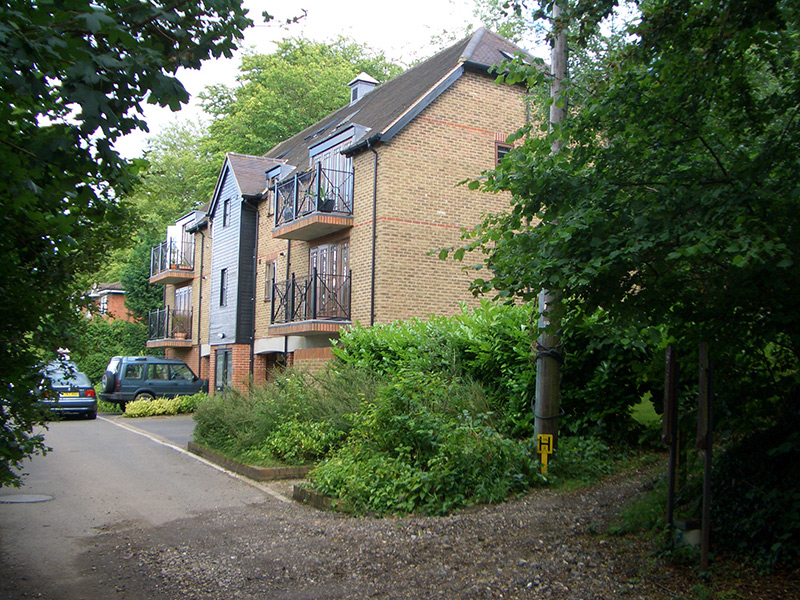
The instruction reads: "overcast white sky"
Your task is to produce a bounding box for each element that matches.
[115,0,483,158]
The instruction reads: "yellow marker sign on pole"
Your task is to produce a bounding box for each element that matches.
[537,434,554,473]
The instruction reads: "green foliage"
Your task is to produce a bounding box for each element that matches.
[709,416,800,567]
[201,37,403,157]
[336,301,660,443]
[129,120,218,234]
[263,421,346,465]
[453,0,800,436]
[0,0,250,487]
[71,318,152,384]
[125,397,181,418]
[335,301,536,437]
[311,371,542,515]
[124,391,207,418]
[548,435,616,487]
[559,304,663,443]
[119,237,164,323]
[97,398,121,414]
[192,365,370,463]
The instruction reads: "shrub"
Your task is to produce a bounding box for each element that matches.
[708,417,800,567]
[335,301,535,437]
[263,420,346,464]
[71,318,155,383]
[310,371,542,515]
[125,397,181,418]
[335,301,663,445]
[123,391,206,418]
[192,365,373,462]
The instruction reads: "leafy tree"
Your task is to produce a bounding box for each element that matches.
[200,37,404,157]
[452,0,800,432]
[129,120,219,236]
[0,0,253,487]
[119,236,165,323]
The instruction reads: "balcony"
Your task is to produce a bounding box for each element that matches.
[273,163,353,241]
[150,239,195,284]
[269,270,351,336]
[146,307,193,348]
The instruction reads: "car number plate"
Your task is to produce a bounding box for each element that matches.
[60,392,80,397]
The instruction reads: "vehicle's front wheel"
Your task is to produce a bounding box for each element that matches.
[134,392,154,402]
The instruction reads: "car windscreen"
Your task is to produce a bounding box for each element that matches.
[46,371,92,387]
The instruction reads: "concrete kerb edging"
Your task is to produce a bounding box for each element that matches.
[186,442,312,481]
[185,443,349,511]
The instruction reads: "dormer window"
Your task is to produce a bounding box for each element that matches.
[347,72,379,106]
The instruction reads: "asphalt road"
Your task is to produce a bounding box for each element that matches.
[0,414,284,600]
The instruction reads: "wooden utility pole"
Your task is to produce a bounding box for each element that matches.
[534,0,567,447]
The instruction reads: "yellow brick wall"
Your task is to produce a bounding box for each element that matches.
[350,71,528,324]
[250,70,531,362]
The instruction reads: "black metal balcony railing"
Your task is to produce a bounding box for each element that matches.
[271,269,351,324]
[274,163,354,228]
[148,307,193,341]
[150,238,195,278]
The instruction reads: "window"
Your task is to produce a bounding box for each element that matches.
[496,144,512,165]
[124,363,144,379]
[215,349,232,391]
[222,198,231,227]
[219,268,228,306]
[175,286,191,313]
[98,295,108,315]
[148,364,170,380]
[170,364,195,381]
[264,260,277,302]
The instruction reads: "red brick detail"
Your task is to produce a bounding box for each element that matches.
[293,347,334,373]
[268,321,347,336]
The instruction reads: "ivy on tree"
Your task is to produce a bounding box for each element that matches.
[0,0,254,487]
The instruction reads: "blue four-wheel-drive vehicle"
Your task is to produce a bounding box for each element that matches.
[98,356,208,407]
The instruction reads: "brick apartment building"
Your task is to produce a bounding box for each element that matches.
[88,282,135,322]
[147,28,536,393]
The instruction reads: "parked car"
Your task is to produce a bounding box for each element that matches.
[39,361,97,419]
[98,356,208,407]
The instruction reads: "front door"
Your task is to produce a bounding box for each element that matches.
[215,349,232,392]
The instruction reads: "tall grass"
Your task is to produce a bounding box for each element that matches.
[192,364,382,464]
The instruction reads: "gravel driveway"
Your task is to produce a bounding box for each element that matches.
[79,468,692,600]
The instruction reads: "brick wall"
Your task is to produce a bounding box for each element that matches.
[350,71,529,324]
[241,69,531,377]
[207,343,252,395]
[292,346,334,374]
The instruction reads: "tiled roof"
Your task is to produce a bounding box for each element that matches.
[208,153,282,216]
[265,28,531,169]
[226,153,282,196]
